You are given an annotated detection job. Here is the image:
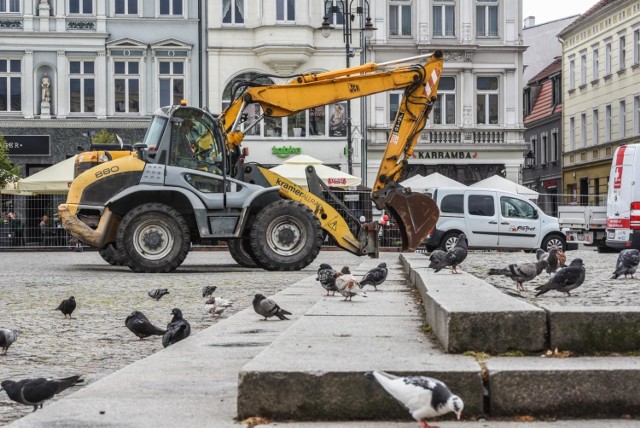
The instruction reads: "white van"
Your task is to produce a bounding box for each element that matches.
[423,187,566,252]
[606,144,640,250]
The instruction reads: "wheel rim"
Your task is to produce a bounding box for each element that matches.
[266,215,306,256]
[132,219,175,260]
[547,237,563,251]
[445,236,458,252]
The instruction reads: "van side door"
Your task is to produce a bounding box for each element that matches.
[498,195,541,249]
[465,191,499,247]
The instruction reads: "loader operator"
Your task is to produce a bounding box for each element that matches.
[173,117,222,175]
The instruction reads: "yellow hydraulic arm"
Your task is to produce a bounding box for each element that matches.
[222,51,444,252]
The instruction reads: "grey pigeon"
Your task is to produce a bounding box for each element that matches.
[316,263,339,296]
[147,288,170,301]
[365,371,463,426]
[334,266,366,301]
[55,296,76,318]
[202,285,217,298]
[431,233,468,274]
[428,249,447,269]
[535,258,586,297]
[0,375,83,412]
[0,329,19,355]
[489,259,548,291]
[611,249,640,279]
[536,248,559,274]
[162,308,191,348]
[253,293,291,320]
[359,262,388,291]
[125,311,166,340]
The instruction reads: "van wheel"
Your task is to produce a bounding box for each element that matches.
[440,232,460,252]
[542,234,566,252]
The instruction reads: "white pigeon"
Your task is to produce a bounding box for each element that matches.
[334,266,367,301]
[365,371,463,428]
[205,297,233,317]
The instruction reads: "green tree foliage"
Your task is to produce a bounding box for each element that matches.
[0,135,20,189]
[92,129,117,145]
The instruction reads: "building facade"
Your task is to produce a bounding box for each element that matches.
[558,0,640,205]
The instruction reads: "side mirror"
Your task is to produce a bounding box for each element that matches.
[133,143,148,160]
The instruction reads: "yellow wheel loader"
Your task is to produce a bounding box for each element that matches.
[59,51,444,273]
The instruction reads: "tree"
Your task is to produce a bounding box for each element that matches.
[0,135,20,190]
[92,129,117,145]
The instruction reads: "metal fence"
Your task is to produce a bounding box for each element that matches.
[0,190,610,250]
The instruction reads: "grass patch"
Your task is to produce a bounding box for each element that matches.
[463,351,491,362]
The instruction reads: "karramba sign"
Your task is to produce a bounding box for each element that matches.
[414,151,478,159]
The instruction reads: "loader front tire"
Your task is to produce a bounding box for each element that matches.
[99,243,126,266]
[228,238,258,268]
[116,203,191,273]
[249,200,322,271]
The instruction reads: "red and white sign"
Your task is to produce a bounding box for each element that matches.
[614,166,623,189]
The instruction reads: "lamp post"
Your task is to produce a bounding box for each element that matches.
[319,0,376,176]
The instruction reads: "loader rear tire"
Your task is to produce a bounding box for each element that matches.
[228,238,258,268]
[116,203,191,273]
[99,243,126,266]
[249,200,322,271]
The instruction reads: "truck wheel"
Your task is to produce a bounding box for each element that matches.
[98,243,126,266]
[440,232,460,252]
[249,200,322,271]
[228,239,258,268]
[116,203,190,273]
[542,234,566,252]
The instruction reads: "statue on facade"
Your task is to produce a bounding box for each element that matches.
[41,73,51,103]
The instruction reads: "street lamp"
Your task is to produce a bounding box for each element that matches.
[524,150,536,169]
[318,0,376,176]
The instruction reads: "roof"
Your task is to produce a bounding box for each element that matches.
[528,57,562,85]
[525,58,563,125]
[558,0,618,37]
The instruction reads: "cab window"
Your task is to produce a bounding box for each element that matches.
[440,194,463,213]
[501,196,537,219]
[169,108,223,174]
[468,195,495,216]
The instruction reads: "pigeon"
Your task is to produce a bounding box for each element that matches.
[125,311,166,340]
[536,248,559,274]
[55,296,76,318]
[489,259,548,291]
[0,328,19,355]
[201,285,218,298]
[147,288,170,301]
[253,293,292,320]
[316,263,339,296]
[0,375,83,412]
[611,249,640,279]
[535,258,586,297]
[365,371,463,427]
[162,308,191,348]
[334,266,367,301]
[430,234,468,274]
[205,297,233,317]
[359,262,388,291]
[428,249,447,269]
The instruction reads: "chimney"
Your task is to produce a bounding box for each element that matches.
[524,16,536,28]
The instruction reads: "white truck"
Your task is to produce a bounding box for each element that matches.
[558,205,607,252]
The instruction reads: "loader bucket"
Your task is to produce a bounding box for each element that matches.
[372,184,439,252]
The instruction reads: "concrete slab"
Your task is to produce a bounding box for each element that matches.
[487,357,640,418]
[544,305,640,353]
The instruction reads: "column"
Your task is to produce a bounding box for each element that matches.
[96,0,106,32]
[23,0,33,31]
[23,51,34,118]
[56,50,67,118]
[38,1,51,32]
[55,0,65,32]
[95,51,107,118]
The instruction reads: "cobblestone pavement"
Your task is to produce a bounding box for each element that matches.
[0,249,395,426]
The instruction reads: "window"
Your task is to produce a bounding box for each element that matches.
[635,95,640,135]
[634,27,640,65]
[276,0,294,22]
[389,0,411,36]
[169,108,224,176]
[605,104,612,142]
[115,0,138,15]
[389,92,401,124]
[620,34,626,70]
[159,0,182,16]
[114,61,139,113]
[0,0,19,13]
[69,60,95,113]
[433,76,455,124]
[619,100,626,138]
[569,116,575,150]
[476,76,498,125]
[523,87,531,116]
[568,56,575,90]
[433,1,455,37]
[476,0,498,37]
[551,76,561,105]
[469,195,495,217]
[501,196,536,219]
[593,108,599,146]
[0,59,21,112]
[222,0,244,24]
[158,60,184,107]
[69,0,93,14]
[541,134,548,164]
[551,131,558,162]
[592,46,599,80]
[326,1,345,26]
[580,51,587,86]
[580,113,586,147]
[440,194,463,213]
[605,38,612,75]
